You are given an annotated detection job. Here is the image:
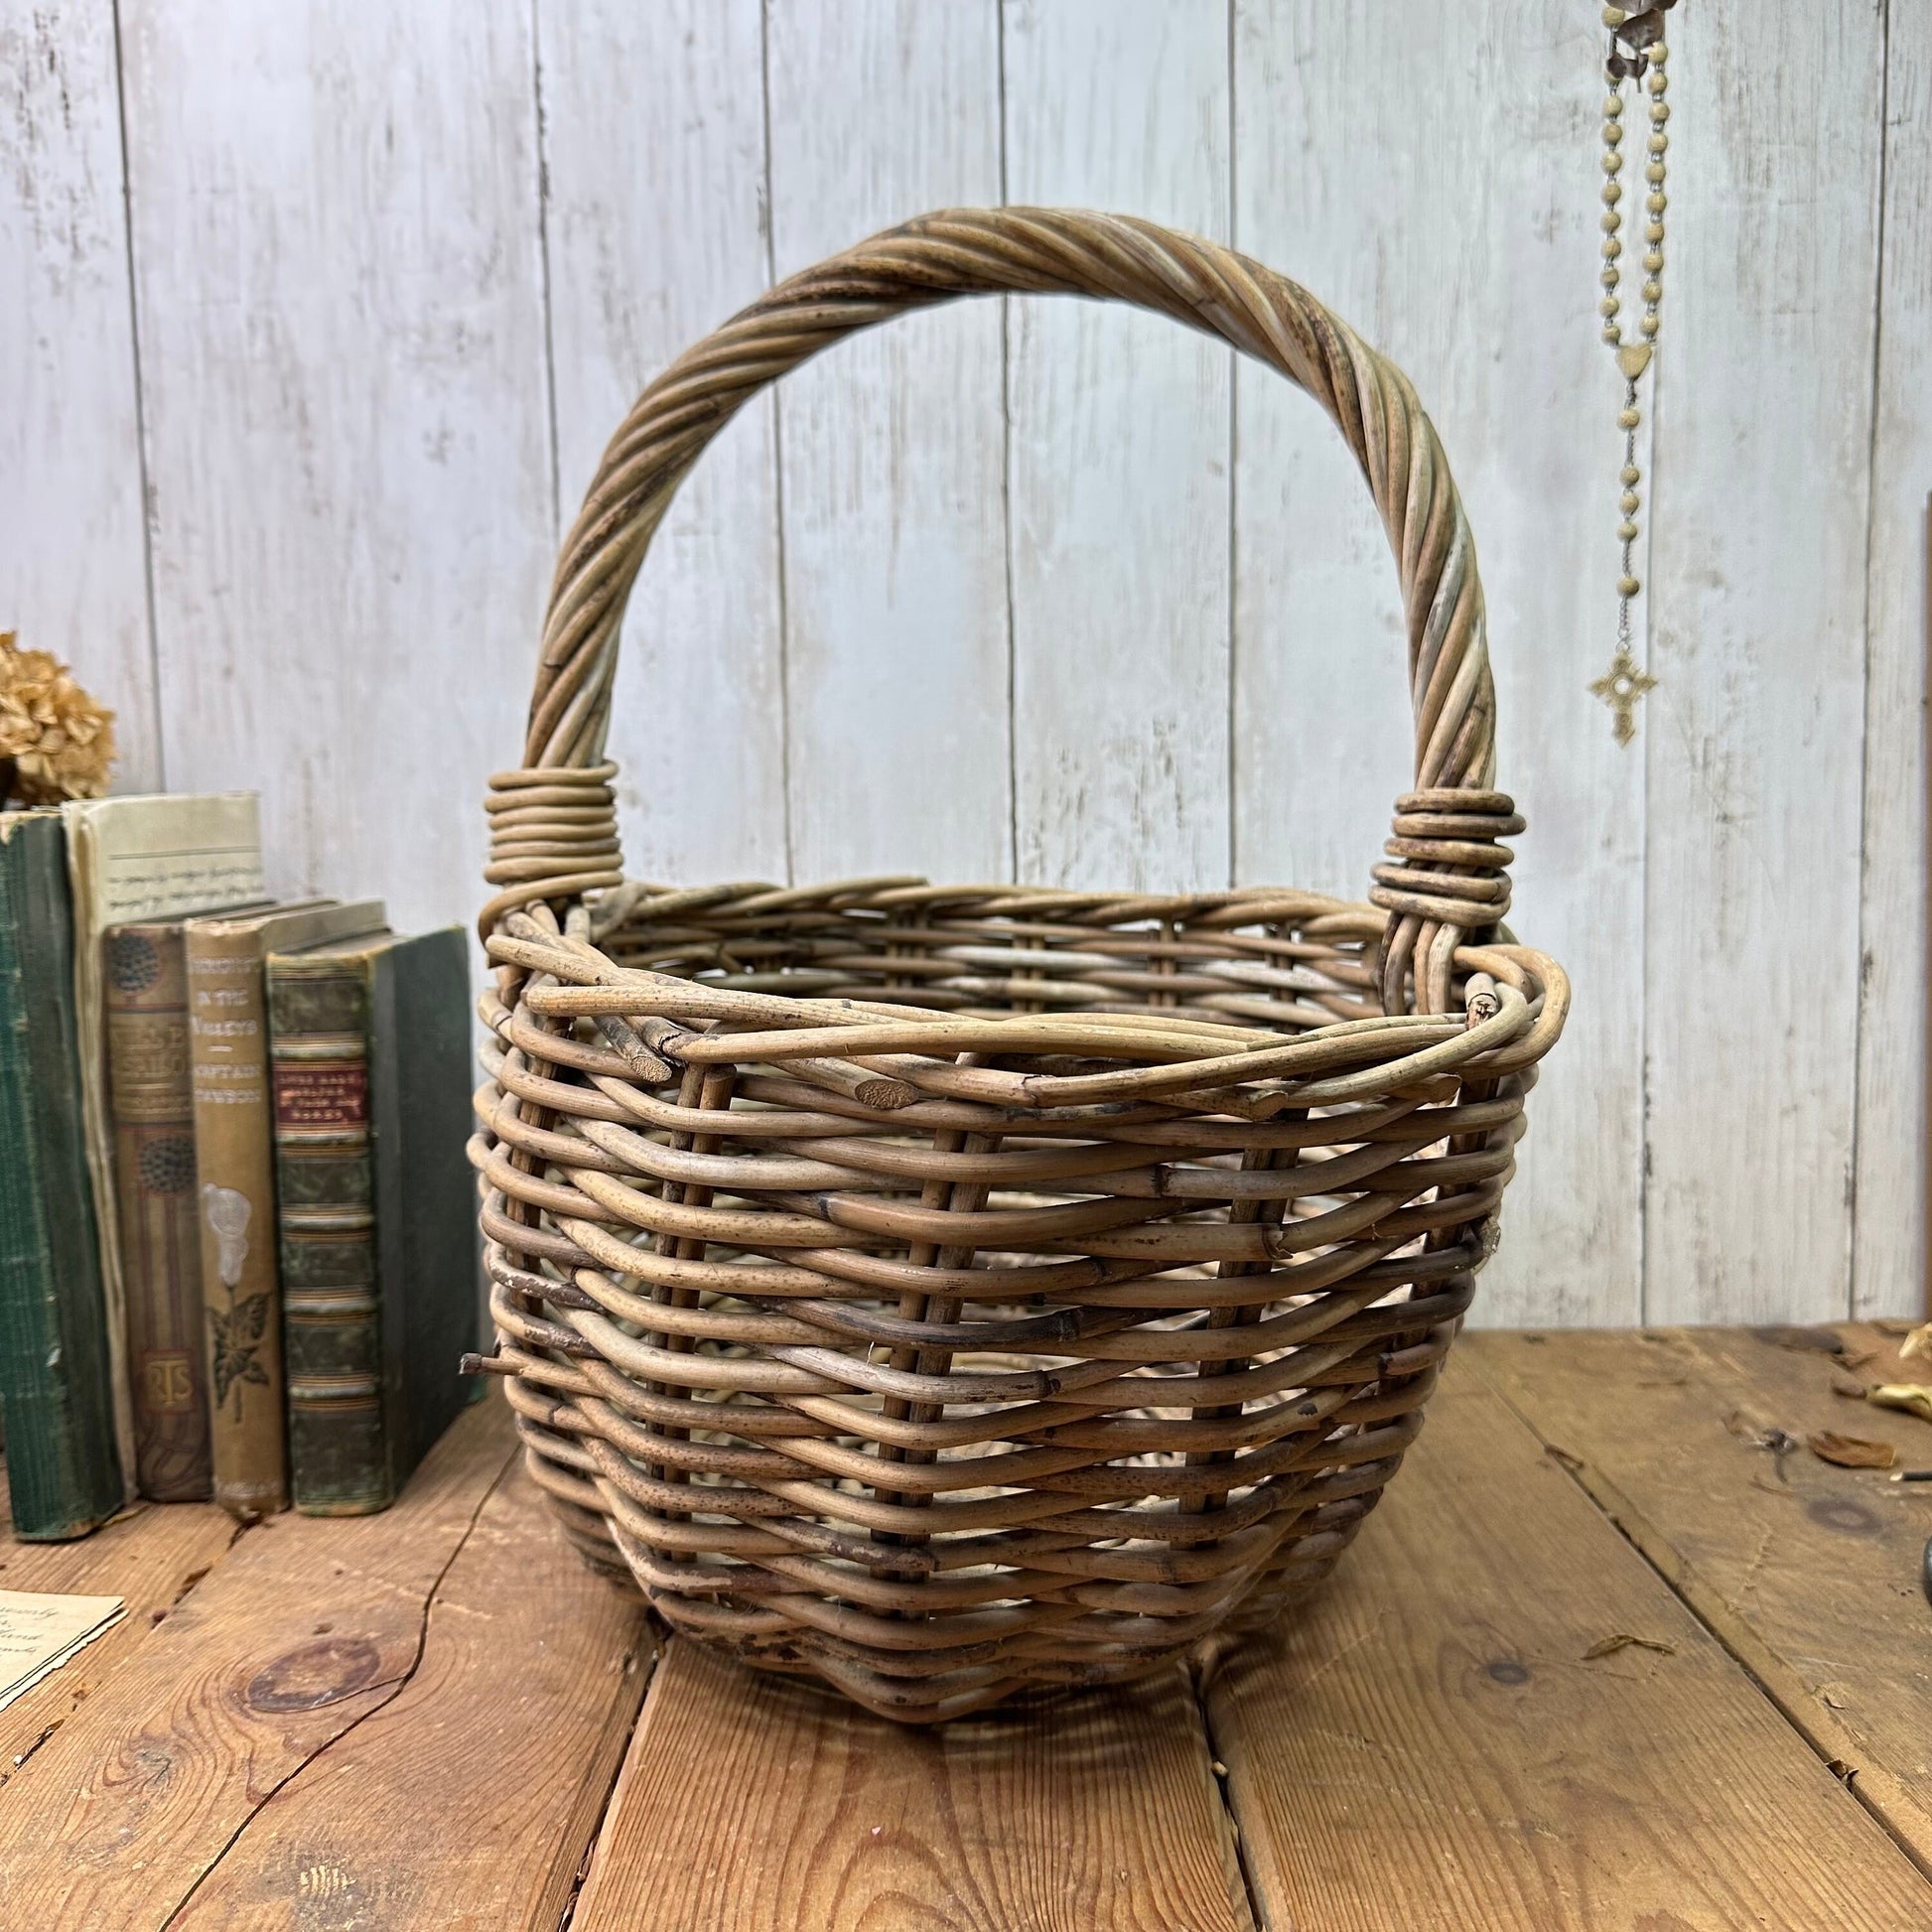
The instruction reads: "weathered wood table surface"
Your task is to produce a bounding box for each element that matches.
[4,1323,1930,1930]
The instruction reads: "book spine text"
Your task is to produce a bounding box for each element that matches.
[269,960,387,1511]
[187,927,289,1517]
[103,922,213,1501]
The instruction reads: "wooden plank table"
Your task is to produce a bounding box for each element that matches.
[4,1326,1930,1930]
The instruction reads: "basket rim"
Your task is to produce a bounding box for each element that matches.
[485,898,1568,1116]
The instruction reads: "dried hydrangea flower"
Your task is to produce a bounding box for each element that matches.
[0,630,117,804]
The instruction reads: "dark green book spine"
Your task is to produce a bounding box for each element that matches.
[0,813,125,1538]
[368,929,477,1490]
[269,951,385,1513]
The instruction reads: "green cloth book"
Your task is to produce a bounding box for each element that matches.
[266,926,477,1514]
[0,813,124,1538]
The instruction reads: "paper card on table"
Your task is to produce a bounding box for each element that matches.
[0,1590,126,1713]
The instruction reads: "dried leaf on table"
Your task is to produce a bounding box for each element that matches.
[1899,1323,1932,1364]
[1868,1385,1932,1426]
[1830,1371,1871,1399]
[1583,1633,1677,1661]
[1806,1431,1897,1470]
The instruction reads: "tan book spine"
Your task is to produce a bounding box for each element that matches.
[186,925,288,1519]
[103,922,212,1502]
[63,791,264,1503]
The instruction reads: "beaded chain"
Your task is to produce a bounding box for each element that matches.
[1589,2,1676,745]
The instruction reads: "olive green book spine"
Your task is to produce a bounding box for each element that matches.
[0,812,125,1539]
[269,943,384,1513]
[268,928,475,1514]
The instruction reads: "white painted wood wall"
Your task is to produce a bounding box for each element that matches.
[4,0,1925,1328]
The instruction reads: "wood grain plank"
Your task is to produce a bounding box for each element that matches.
[118,0,553,935]
[572,1638,1251,1932]
[0,1488,236,1783]
[0,1395,515,1931]
[1467,1323,1932,1875]
[539,0,787,888]
[1231,2,1645,1326]
[765,0,1010,885]
[0,0,161,787]
[169,1452,651,1932]
[1854,2,1932,1320]
[1003,0,1232,893]
[1642,1,1884,1323]
[1207,1349,1932,1930]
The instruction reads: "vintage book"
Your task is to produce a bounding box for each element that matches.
[268,927,477,1514]
[105,916,228,1500]
[186,898,385,1520]
[64,793,263,1499]
[0,813,125,1539]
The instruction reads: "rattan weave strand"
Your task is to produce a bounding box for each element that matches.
[472,207,1569,1722]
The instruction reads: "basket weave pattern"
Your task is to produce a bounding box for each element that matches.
[473,208,1568,1722]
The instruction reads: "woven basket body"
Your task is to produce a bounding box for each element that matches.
[475,208,1569,1723]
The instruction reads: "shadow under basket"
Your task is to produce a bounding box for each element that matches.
[472,207,1570,1724]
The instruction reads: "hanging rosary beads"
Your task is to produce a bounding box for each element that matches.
[1589,1,1675,744]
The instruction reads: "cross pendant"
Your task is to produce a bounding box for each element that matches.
[1589,645,1657,746]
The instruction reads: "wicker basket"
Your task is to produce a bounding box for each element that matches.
[473,207,1568,1724]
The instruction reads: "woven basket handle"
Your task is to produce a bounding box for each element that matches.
[490,206,1516,1014]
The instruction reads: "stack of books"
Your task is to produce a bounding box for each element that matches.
[0,793,479,1539]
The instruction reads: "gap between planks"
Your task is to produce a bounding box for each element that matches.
[1203,1347,1932,1930]
[165,1434,653,1932]
[568,1636,1255,1932]
[0,1392,640,1932]
[1464,1324,1932,1888]
[11,1335,1918,1928]
[566,1339,1932,1932]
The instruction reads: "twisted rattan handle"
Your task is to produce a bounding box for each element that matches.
[489,207,1516,1012]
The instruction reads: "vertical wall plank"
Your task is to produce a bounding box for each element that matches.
[1003,0,1231,892]
[1229,3,1405,908]
[119,0,552,935]
[539,0,786,889]
[1644,2,1884,1324]
[14,3,1919,1329]
[1854,4,1931,1320]
[0,1,160,789]
[1233,4,1643,1324]
[765,0,1008,885]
